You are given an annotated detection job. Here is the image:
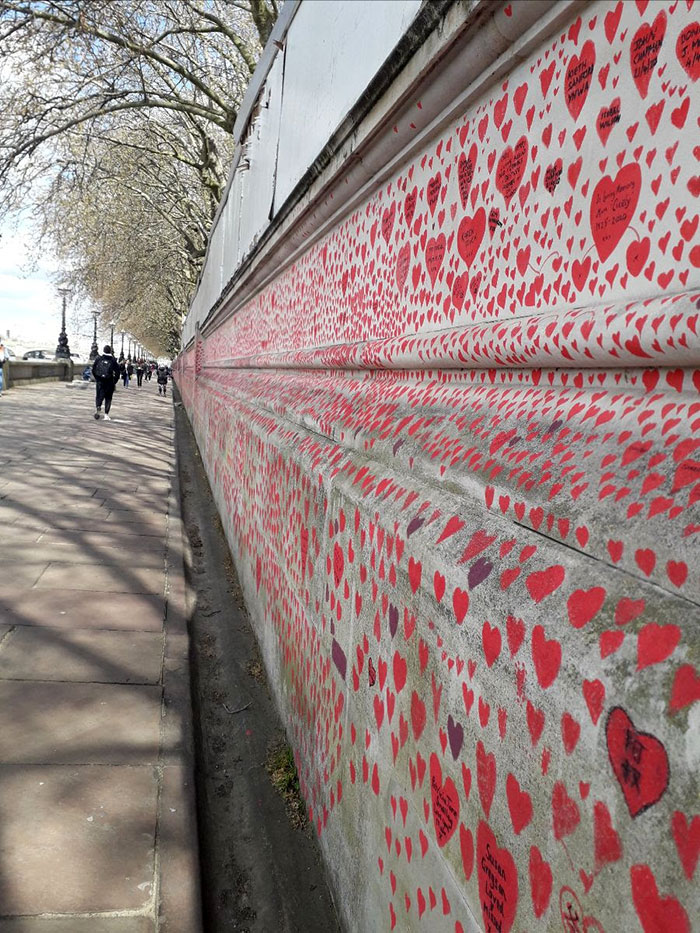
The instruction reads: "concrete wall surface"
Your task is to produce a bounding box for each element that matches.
[4,360,72,388]
[176,1,700,930]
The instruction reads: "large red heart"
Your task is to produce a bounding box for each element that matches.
[457,207,485,267]
[589,164,641,261]
[676,22,700,82]
[496,137,528,205]
[630,11,667,99]
[430,753,459,847]
[564,40,595,120]
[477,821,518,933]
[606,707,669,817]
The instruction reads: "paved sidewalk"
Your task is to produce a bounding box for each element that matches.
[0,379,200,932]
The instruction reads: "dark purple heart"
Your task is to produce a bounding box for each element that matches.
[468,556,493,590]
[407,514,426,537]
[389,603,399,637]
[448,714,464,759]
[332,639,347,680]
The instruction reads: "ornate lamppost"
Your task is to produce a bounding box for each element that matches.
[120,330,125,361]
[55,287,71,359]
[127,338,132,362]
[110,321,115,350]
[89,311,99,361]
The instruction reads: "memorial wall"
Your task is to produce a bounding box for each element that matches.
[176,1,700,929]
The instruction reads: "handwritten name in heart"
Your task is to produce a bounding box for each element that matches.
[606,707,669,817]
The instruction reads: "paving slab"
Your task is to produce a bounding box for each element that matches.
[7,486,100,498]
[0,526,42,544]
[0,545,165,568]
[0,590,164,631]
[3,499,106,513]
[0,627,163,684]
[36,531,167,550]
[34,517,164,535]
[0,764,157,914]
[0,682,163,764]
[34,563,163,594]
[0,564,49,588]
[33,515,168,534]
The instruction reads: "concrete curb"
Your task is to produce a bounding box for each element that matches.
[156,413,203,933]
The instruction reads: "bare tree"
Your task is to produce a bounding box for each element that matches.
[0,0,278,353]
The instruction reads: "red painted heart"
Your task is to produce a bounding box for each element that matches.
[630,863,690,932]
[477,820,518,933]
[430,753,459,847]
[606,707,669,817]
[590,164,641,261]
[496,137,528,205]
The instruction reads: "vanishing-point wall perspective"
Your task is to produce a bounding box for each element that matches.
[175,1,700,930]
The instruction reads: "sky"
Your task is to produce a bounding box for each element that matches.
[0,222,97,355]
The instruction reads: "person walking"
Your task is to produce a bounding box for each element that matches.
[0,341,7,397]
[157,364,169,396]
[92,345,120,420]
[127,360,134,385]
[136,359,144,387]
[120,359,128,387]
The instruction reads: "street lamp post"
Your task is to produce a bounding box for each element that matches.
[120,331,125,361]
[127,338,132,362]
[110,321,115,350]
[55,288,71,360]
[89,311,99,361]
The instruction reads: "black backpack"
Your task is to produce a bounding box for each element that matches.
[94,355,113,379]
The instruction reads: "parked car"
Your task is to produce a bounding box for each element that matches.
[22,349,54,360]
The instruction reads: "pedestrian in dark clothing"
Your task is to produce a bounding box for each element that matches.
[136,360,144,387]
[157,365,169,396]
[120,360,128,387]
[92,345,120,420]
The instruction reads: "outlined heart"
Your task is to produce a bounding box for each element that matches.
[606,707,669,817]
